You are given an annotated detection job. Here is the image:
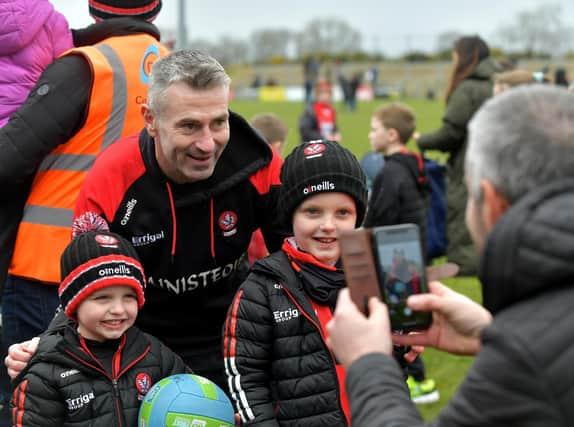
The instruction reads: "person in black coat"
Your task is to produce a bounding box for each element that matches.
[327,85,574,426]
[363,102,437,403]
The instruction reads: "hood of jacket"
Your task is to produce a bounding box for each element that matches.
[479,179,574,315]
[140,110,273,205]
[0,0,62,55]
[72,17,161,47]
[469,56,502,81]
[250,249,321,317]
[387,150,431,196]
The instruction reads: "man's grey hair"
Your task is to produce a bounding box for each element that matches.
[466,85,574,203]
[148,50,231,116]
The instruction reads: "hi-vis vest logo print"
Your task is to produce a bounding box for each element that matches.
[140,44,160,84]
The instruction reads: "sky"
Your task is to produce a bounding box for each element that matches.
[51,0,574,57]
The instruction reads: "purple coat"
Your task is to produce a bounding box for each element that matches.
[0,0,73,126]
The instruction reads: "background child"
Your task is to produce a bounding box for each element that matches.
[248,112,289,264]
[363,102,438,404]
[224,140,367,426]
[298,80,342,143]
[364,102,430,255]
[11,231,189,426]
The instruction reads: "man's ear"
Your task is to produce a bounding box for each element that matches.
[481,180,511,228]
[142,104,157,138]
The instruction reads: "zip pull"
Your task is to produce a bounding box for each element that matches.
[165,182,177,264]
[112,378,120,397]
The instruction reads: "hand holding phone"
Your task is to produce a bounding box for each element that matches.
[339,224,432,332]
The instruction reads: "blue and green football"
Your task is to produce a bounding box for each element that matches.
[138,374,234,427]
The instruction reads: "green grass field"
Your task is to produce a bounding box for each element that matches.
[230,97,481,421]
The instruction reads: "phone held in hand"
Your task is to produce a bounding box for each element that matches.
[339,224,432,332]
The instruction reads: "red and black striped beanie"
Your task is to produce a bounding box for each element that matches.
[89,0,162,23]
[279,140,368,227]
[59,231,146,320]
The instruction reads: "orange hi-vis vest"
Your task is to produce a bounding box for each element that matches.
[9,34,168,284]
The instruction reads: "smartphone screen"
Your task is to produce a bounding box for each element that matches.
[372,224,432,332]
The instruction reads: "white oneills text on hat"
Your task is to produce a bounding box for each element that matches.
[302,181,335,195]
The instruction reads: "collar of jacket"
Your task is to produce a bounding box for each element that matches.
[479,179,574,315]
[251,250,321,320]
[59,326,150,374]
[72,17,161,47]
[138,110,273,204]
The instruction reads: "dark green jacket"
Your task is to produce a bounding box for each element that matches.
[417,57,501,275]
[417,56,501,163]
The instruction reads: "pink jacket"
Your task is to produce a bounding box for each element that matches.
[0,0,73,126]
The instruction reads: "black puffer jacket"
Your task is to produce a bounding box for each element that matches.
[363,149,431,259]
[11,325,189,427]
[223,250,348,427]
[346,180,574,426]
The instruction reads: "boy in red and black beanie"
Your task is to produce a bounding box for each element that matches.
[224,140,366,426]
[11,230,189,427]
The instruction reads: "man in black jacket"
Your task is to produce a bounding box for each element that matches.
[327,85,574,426]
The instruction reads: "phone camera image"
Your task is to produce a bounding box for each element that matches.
[373,224,432,332]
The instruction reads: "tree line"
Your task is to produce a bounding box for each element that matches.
[161,3,573,65]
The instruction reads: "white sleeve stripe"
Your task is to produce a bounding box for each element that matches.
[224,355,255,421]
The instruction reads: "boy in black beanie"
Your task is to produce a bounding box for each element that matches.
[223,140,367,426]
[11,230,189,427]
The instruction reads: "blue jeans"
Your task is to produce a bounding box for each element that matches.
[0,277,59,426]
[2,275,59,351]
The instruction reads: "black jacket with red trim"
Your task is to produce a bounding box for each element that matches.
[364,149,431,259]
[11,325,188,427]
[74,112,286,387]
[223,248,348,427]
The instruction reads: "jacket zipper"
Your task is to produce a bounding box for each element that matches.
[64,341,152,427]
[280,285,349,426]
